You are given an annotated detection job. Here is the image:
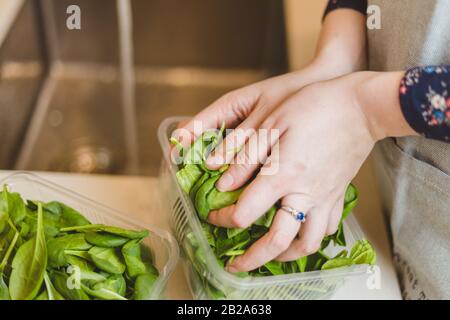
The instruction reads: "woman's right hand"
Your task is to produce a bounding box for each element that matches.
[175,61,342,149]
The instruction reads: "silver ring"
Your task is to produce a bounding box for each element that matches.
[280,206,307,223]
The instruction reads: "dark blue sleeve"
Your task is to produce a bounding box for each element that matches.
[399,66,450,142]
[323,0,368,19]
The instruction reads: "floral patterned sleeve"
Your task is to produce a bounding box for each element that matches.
[400,66,450,142]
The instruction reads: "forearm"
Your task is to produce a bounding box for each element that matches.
[285,9,368,95]
[312,8,367,77]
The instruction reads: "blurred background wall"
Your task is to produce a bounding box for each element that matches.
[284,0,328,69]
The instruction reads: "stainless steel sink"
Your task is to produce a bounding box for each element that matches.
[2,0,287,176]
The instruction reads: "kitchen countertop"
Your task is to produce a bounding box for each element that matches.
[0,170,402,300]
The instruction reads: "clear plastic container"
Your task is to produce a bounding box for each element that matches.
[158,116,369,300]
[0,171,179,300]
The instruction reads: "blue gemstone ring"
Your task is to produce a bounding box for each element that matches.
[281,206,307,223]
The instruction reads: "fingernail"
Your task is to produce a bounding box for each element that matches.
[217,174,233,191]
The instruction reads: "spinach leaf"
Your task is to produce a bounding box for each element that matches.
[194,175,220,220]
[88,247,126,274]
[143,262,159,276]
[79,270,108,282]
[132,273,158,300]
[206,187,244,211]
[0,186,10,234]
[189,172,210,201]
[81,283,127,300]
[263,261,284,275]
[9,203,47,300]
[321,240,376,270]
[121,239,146,278]
[0,225,16,262]
[0,231,20,300]
[66,255,95,272]
[321,257,353,270]
[295,256,308,273]
[47,233,92,268]
[43,201,91,227]
[0,212,7,235]
[254,206,277,228]
[216,231,251,258]
[43,272,65,300]
[35,290,48,300]
[64,249,91,260]
[226,227,245,239]
[49,270,90,300]
[343,184,358,220]
[0,277,9,300]
[201,223,216,247]
[93,274,126,297]
[0,186,27,226]
[349,239,376,265]
[181,125,224,167]
[85,232,129,248]
[61,224,149,239]
[176,164,203,194]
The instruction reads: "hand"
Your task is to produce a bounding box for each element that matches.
[173,58,357,150]
[190,71,416,272]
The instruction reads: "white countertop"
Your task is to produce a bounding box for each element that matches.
[0,170,401,300]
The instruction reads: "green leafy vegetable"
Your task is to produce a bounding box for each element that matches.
[321,240,376,270]
[9,203,47,300]
[173,128,377,299]
[0,231,19,300]
[81,283,127,300]
[122,239,147,278]
[85,232,129,248]
[42,201,91,227]
[47,233,92,268]
[61,224,149,239]
[43,272,65,300]
[88,247,126,274]
[0,186,159,300]
[0,186,27,226]
[132,273,158,300]
[49,270,90,300]
[93,274,126,297]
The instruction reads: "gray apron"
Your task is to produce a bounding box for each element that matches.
[368,0,450,299]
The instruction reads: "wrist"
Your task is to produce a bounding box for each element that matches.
[307,55,356,81]
[356,71,419,141]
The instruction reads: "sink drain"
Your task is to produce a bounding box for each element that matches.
[68,146,113,173]
[49,139,122,174]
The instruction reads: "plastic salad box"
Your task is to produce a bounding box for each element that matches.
[0,172,179,300]
[158,116,370,300]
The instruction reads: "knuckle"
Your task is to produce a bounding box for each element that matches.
[230,163,252,179]
[235,146,255,168]
[260,116,276,130]
[326,225,338,236]
[268,230,291,253]
[296,240,321,256]
[230,211,249,229]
